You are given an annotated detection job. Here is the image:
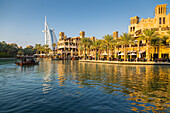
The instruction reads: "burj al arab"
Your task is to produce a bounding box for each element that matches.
[42,16,57,50]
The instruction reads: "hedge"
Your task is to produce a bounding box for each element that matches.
[0,53,15,58]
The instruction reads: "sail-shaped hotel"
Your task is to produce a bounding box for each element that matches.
[42,16,57,50]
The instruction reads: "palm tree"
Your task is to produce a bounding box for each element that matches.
[151,36,161,60]
[114,40,121,59]
[103,34,114,61]
[2,41,6,44]
[35,44,41,54]
[17,50,24,55]
[141,29,157,61]
[78,46,84,57]
[52,43,56,55]
[167,30,170,59]
[80,38,90,60]
[44,44,50,54]
[110,39,116,60]
[99,40,107,60]
[86,39,92,59]
[120,33,134,61]
[92,40,102,60]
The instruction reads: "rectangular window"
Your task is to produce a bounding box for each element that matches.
[159,18,161,24]
[163,17,165,24]
[130,27,132,32]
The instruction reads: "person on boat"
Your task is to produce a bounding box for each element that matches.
[23,58,26,63]
[30,58,35,63]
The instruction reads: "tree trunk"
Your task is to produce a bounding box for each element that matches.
[88,47,90,57]
[95,49,97,60]
[169,36,170,59]
[114,46,117,58]
[99,50,101,60]
[84,45,86,60]
[154,46,156,60]
[124,44,126,61]
[147,42,150,62]
[111,46,113,60]
[107,44,109,61]
[137,41,140,58]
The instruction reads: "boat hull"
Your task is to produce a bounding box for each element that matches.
[15,61,39,66]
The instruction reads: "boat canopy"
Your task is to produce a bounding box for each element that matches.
[20,56,35,58]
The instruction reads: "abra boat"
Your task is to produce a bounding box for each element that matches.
[15,56,39,66]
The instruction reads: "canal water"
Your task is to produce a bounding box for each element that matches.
[0,59,169,113]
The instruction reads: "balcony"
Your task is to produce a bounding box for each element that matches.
[58,45,78,49]
[58,50,78,54]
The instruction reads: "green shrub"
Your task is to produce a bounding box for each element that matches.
[0,53,15,58]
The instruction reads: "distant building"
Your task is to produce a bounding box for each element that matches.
[42,16,58,50]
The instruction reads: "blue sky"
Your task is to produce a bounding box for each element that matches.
[0,0,169,47]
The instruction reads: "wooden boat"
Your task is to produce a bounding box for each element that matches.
[72,57,77,60]
[72,57,79,60]
[15,56,39,66]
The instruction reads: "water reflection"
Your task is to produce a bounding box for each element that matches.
[0,59,169,112]
[77,62,170,112]
[11,60,170,112]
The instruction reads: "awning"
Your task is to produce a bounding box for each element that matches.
[129,53,137,55]
[118,53,124,56]
[139,50,146,53]
[88,54,93,56]
[116,51,121,53]
[101,53,111,55]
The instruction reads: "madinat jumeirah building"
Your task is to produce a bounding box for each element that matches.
[114,4,170,60]
[57,31,96,58]
[56,4,169,59]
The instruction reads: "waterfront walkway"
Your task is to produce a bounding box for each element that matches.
[79,60,170,65]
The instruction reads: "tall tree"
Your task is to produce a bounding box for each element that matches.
[78,45,84,57]
[141,29,157,61]
[92,40,102,60]
[151,36,161,60]
[52,43,56,55]
[103,34,114,61]
[120,33,134,61]
[87,39,92,58]
[80,38,90,60]
[99,40,107,60]
[44,44,50,54]
[35,44,41,54]
[167,31,170,59]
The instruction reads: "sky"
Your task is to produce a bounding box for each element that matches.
[0,0,169,47]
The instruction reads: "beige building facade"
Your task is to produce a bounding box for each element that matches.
[114,4,170,60]
[57,31,96,58]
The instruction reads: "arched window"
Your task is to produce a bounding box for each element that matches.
[159,7,160,14]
